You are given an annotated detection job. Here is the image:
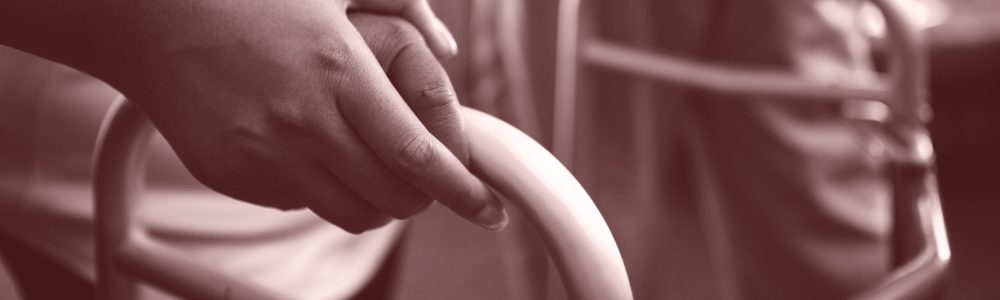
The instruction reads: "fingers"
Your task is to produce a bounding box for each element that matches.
[346,0,457,58]
[311,110,434,219]
[401,0,458,59]
[350,13,469,162]
[386,36,469,163]
[335,49,507,231]
[295,167,393,233]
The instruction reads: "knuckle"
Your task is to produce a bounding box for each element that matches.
[392,133,439,177]
[414,85,458,111]
[268,100,311,130]
[314,37,359,73]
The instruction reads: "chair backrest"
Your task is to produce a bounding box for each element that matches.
[552,0,950,299]
[93,100,633,299]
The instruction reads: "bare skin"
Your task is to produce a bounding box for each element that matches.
[0,0,507,233]
[346,0,459,58]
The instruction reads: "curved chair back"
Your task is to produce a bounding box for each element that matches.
[93,100,633,299]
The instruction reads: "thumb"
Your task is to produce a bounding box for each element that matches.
[401,0,458,58]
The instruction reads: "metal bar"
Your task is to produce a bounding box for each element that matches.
[553,0,582,168]
[582,39,891,102]
[464,107,633,299]
[554,0,950,298]
[94,97,153,300]
[856,0,949,297]
[118,236,286,300]
[853,174,951,300]
[94,100,287,300]
[871,0,930,125]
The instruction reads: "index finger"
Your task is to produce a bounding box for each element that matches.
[335,29,507,231]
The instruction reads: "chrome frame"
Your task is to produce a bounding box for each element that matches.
[553,0,950,298]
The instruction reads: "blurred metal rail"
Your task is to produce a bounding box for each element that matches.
[552,0,951,299]
[582,40,891,102]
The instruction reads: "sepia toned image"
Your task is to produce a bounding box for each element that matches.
[0,0,997,299]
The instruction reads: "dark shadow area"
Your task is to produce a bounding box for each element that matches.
[925,2,1000,298]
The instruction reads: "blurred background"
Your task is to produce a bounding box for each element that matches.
[2,0,999,299]
[386,0,1000,298]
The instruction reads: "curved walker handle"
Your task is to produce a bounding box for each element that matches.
[94,99,634,300]
[464,107,633,300]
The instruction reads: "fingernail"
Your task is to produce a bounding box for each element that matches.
[434,19,458,57]
[475,204,508,231]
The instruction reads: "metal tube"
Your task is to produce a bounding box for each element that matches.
[552,0,950,298]
[853,2,950,297]
[94,100,634,299]
[582,39,892,102]
[464,107,633,299]
[118,236,286,300]
[553,0,582,168]
[871,0,931,125]
[94,97,154,300]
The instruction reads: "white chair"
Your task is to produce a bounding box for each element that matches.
[93,101,633,299]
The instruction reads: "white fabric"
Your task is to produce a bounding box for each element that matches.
[0,46,402,300]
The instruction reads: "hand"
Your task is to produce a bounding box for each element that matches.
[345,0,458,58]
[106,1,505,233]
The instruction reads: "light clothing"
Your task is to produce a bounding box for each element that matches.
[0,46,402,300]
